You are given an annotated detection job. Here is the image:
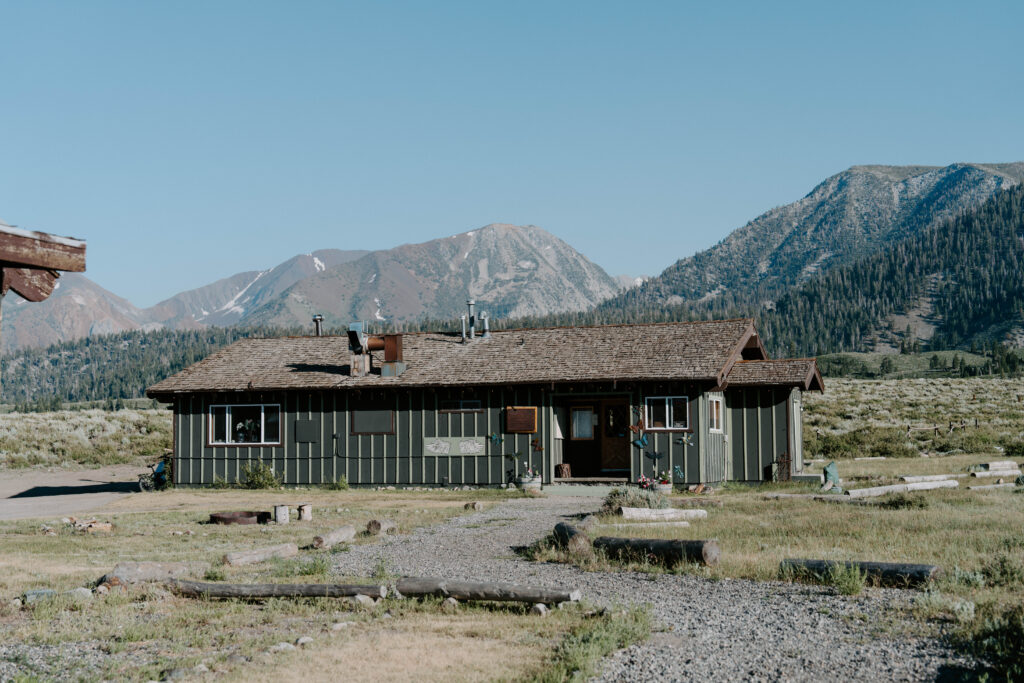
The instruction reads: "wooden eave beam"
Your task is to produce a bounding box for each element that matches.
[1,266,60,302]
[0,229,86,272]
[716,320,760,387]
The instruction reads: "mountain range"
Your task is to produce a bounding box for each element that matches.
[1,224,624,352]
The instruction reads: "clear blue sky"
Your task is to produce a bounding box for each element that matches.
[2,1,1021,307]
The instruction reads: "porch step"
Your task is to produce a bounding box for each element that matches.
[542,484,621,497]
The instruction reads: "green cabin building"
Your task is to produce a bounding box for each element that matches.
[146,318,822,488]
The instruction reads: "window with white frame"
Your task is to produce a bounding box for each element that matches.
[644,396,689,431]
[209,404,281,445]
[709,396,723,433]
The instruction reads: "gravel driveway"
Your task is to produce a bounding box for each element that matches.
[331,495,978,681]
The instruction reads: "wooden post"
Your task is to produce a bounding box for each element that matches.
[298,504,312,521]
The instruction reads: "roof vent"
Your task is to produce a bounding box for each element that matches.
[467,300,476,340]
[312,314,324,337]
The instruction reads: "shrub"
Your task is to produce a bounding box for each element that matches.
[827,563,866,596]
[297,555,331,577]
[239,461,281,489]
[981,554,1024,588]
[204,567,227,582]
[1003,441,1024,459]
[957,602,1024,680]
[322,476,349,491]
[876,494,929,510]
[600,487,668,514]
[806,427,917,459]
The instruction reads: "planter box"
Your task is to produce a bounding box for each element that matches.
[517,477,542,491]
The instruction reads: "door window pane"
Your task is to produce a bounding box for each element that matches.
[264,406,280,442]
[571,408,594,439]
[670,397,689,430]
[232,405,262,443]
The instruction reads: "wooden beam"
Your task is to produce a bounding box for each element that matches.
[396,577,581,604]
[167,579,386,599]
[780,558,941,587]
[1,267,60,302]
[0,228,86,272]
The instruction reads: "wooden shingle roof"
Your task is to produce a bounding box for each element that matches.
[725,359,824,391]
[147,319,762,397]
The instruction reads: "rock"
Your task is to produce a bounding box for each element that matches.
[531,603,549,617]
[161,668,188,680]
[269,642,296,652]
[192,663,209,674]
[382,610,393,619]
[295,636,315,647]
[23,589,56,604]
[441,597,459,611]
[60,517,71,525]
[507,483,516,490]
[10,598,22,609]
[464,501,483,511]
[330,621,353,631]
[94,585,109,596]
[63,587,93,601]
[225,654,248,665]
[350,594,375,608]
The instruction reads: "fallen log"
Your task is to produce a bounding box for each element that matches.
[552,522,592,556]
[845,480,958,498]
[593,537,720,567]
[971,469,1022,479]
[898,474,968,483]
[366,519,398,535]
[854,456,886,461]
[616,506,706,521]
[674,498,723,509]
[982,461,1019,470]
[167,579,386,599]
[312,526,356,549]
[967,482,1018,490]
[605,521,691,528]
[99,561,210,586]
[223,543,298,566]
[780,558,941,587]
[577,514,598,531]
[464,501,483,511]
[395,578,580,604]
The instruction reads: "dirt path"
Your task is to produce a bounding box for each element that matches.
[0,465,141,521]
[331,495,978,681]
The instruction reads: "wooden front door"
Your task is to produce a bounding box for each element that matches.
[562,398,630,477]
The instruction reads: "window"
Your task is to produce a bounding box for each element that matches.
[570,407,595,440]
[351,409,395,435]
[644,396,689,431]
[439,399,483,413]
[209,404,281,445]
[709,396,723,433]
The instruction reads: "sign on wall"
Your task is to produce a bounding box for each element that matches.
[422,437,487,456]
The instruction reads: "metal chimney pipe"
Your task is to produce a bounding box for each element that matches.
[481,313,491,338]
[312,314,324,337]
[467,300,476,339]
[460,314,467,342]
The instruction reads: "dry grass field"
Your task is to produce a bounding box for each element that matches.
[0,488,646,681]
[0,408,170,469]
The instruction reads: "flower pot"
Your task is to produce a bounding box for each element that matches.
[517,476,542,491]
[655,483,673,494]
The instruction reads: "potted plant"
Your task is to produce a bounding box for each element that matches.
[654,470,673,494]
[516,464,542,491]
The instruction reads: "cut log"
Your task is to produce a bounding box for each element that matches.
[971,469,1022,479]
[898,474,968,483]
[101,561,209,585]
[616,506,706,521]
[552,522,592,556]
[312,526,356,549]
[845,480,958,498]
[223,543,298,566]
[967,482,1018,490]
[298,504,313,521]
[396,577,580,604]
[780,558,942,587]
[577,514,598,530]
[593,537,720,567]
[167,579,386,599]
[274,505,290,524]
[464,502,483,511]
[854,456,886,461]
[366,519,398,535]
[606,521,691,529]
[674,498,724,509]
[982,461,1019,470]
